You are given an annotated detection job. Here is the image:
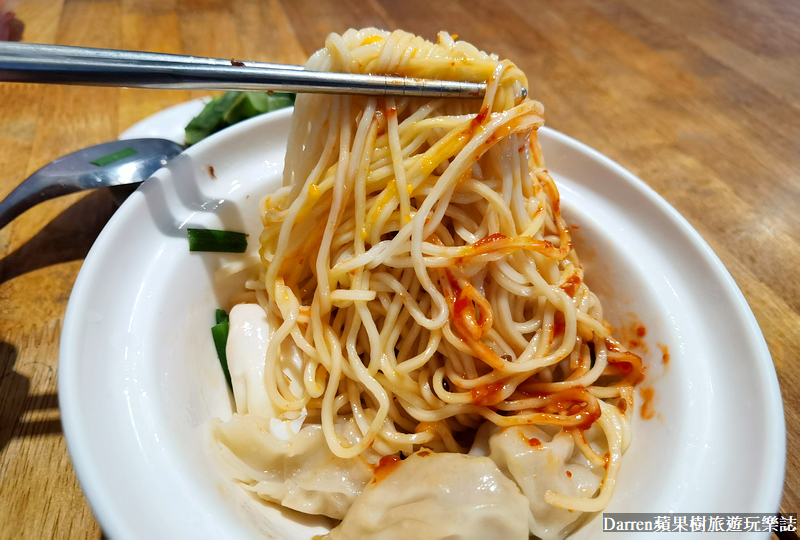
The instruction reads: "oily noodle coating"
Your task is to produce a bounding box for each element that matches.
[253,29,641,513]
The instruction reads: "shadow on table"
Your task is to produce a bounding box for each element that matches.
[0,186,131,285]
[0,184,139,452]
[0,340,62,454]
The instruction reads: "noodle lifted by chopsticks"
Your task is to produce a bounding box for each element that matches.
[250,28,641,515]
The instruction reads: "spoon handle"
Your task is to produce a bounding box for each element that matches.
[0,173,85,230]
[0,139,183,229]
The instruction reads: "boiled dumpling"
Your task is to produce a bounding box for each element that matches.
[488,425,602,540]
[226,303,274,417]
[326,450,530,540]
[211,416,372,519]
[226,303,308,438]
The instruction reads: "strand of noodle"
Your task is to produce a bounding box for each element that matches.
[263,281,310,410]
[418,368,440,408]
[520,337,610,394]
[320,325,359,457]
[373,373,439,411]
[373,417,433,449]
[343,308,391,452]
[386,96,412,223]
[353,111,379,259]
[315,97,352,314]
[264,96,340,288]
[440,320,476,355]
[445,367,505,390]
[386,398,421,433]
[398,400,599,428]
[396,331,441,374]
[491,286,531,350]
[347,381,393,456]
[545,401,625,511]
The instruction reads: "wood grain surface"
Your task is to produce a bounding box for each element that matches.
[0,0,797,537]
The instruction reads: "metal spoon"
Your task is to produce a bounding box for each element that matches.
[0,138,183,229]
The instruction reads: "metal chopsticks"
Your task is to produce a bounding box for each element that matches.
[0,42,486,99]
[0,41,306,71]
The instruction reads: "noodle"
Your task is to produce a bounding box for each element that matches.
[218,28,643,535]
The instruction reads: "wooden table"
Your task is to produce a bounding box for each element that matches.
[0,0,797,537]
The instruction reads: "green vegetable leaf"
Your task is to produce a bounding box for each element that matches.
[184,92,241,145]
[185,91,296,146]
[187,228,247,253]
[90,147,138,166]
[212,313,233,392]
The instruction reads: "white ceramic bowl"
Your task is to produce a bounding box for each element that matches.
[59,105,786,539]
